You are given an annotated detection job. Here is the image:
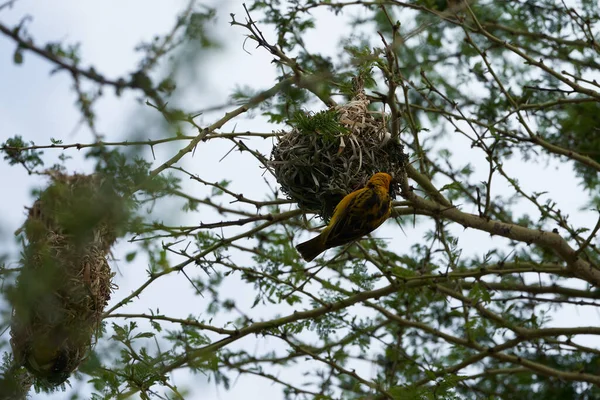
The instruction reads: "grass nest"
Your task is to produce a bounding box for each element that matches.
[271,92,408,221]
[9,172,129,387]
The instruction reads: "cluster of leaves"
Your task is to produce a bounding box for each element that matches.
[552,102,600,191]
[289,109,349,143]
[2,135,44,171]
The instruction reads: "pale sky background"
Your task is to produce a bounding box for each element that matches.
[1,1,599,399]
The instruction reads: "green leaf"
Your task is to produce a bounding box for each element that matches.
[13,48,23,64]
[125,251,137,262]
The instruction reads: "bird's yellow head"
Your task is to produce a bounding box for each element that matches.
[367,172,395,198]
[367,172,392,188]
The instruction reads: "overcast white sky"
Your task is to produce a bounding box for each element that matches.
[1,1,599,399]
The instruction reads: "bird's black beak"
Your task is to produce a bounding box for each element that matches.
[389,180,397,199]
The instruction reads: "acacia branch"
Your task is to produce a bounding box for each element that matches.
[403,180,600,286]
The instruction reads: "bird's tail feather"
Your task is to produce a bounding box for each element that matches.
[296,235,325,262]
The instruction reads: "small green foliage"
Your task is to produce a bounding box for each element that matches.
[289,109,349,142]
[2,135,44,170]
[211,180,231,196]
[125,251,136,262]
[185,8,217,46]
[552,102,600,190]
[156,77,176,95]
[13,46,23,64]
[468,282,492,304]
[263,83,310,124]
[229,84,258,103]
[129,71,153,92]
[44,42,81,64]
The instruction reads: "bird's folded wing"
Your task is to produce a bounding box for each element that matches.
[326,189,377,248]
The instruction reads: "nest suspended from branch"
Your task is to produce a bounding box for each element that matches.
[270,91,408,221]
[9,172,128,387]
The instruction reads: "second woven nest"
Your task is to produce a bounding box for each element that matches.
[271,92,408,221]
[9,172,128,387]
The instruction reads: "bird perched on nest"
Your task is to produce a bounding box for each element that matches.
[296,172,394,261]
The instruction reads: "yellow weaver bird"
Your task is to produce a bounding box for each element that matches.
[296,172,394,261]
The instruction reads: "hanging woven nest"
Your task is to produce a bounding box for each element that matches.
[0,366,33,399]
[270,90,408,221]
[9,172,128,387]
